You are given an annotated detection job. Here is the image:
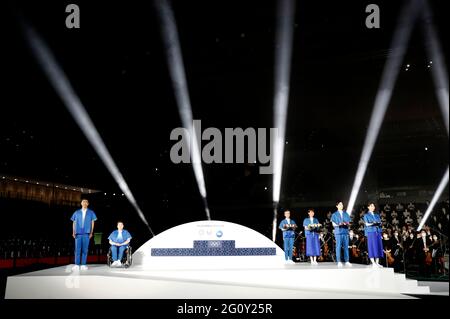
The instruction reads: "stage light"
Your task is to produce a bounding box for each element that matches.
[346,0,421,215]
[155,0,210,220]
[22,22,155,236]
[421,0,449,134]
[417,167,449,231]
[425,147,428,151]
[416,0,449,230]
[272,0,296,241]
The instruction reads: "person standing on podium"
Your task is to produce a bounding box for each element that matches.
[303,209,321,265]
[279,210,297,264]
[363,202,384,268]
[331,201,352,267]
[70,199,97,272]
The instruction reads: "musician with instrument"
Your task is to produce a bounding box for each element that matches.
[349,230,362,264]
[382,233,395,267]
[405,231,416,264]
[363,202,384,268]
[303,209,321,265]
[331,201,352,267]
[391,230,403,271]
[415,229,432,277]
[279,210,298,264]
[429,234,441,274]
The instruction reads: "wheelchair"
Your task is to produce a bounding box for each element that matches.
[107,245,132,268]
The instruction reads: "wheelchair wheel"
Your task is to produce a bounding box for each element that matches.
[123,246,132,268]
[107,247,113,267]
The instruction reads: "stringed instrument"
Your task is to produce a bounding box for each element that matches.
[385,250,395,266]
[424,248,432,266]
[318,237,329,261]
[351,246,360,258]
[323,241,329,257]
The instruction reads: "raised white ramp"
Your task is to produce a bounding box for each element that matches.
[5,263,430,299]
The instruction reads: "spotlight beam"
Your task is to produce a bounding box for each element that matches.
[346,0,421,215]
[22,23,155,236]
[416,0,449,230]
[154,0,210,220]
[417,167,449,231]
[421,0,449,134]
[272,0,296,241]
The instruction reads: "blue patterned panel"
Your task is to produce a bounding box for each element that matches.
[151,240,276,256]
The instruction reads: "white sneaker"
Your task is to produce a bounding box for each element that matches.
[314,261,319,265]
[371,263,378,268]
[80,265,88,271]
[288,260,295,264]
[337,262,343,267]
[345,262,352,267]
[376,263,383,268]
[71,265,80,272]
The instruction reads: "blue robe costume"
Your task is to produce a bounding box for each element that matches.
[108,230,132,261]
[363,212,384,258]
[303,217,321,256]
[70,209,97,265]
[331,210,351,263]
[279,218,297,261]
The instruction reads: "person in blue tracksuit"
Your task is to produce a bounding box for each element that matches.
[331,201,352,267]
[363,202,384,268]
[108,221,132,267]
[303,209,321,265]
[70,199,97,271]
[279,210,297,263]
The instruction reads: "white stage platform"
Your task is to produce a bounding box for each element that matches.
[5,262,431,299]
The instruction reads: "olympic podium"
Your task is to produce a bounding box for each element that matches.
[5,220,431,299]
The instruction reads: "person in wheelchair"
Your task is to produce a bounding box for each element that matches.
[108,221,132,267]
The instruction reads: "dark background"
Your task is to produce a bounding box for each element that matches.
[0,0,448,243]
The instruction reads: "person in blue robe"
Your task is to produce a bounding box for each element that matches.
[363,202,384,268]
[303,209,321,265]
